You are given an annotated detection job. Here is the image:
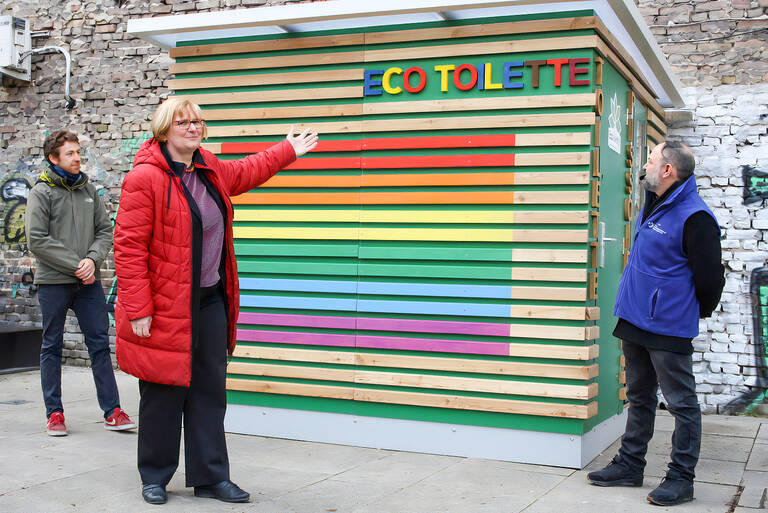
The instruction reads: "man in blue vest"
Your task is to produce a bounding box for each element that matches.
[587,141,724,506]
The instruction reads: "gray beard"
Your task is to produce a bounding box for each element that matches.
[642,174,660,191]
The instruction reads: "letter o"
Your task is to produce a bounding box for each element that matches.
[453,64,478,91]
[403,67,427,93]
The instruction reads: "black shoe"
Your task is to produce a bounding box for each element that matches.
[142,484,167,504]
[647,476,694,506]
[587,458,643,487]
[194,480,250,503]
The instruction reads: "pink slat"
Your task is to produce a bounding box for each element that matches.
[356,335,509,355]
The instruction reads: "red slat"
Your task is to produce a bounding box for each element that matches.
[219,134,518,154]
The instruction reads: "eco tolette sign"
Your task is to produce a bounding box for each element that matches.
[364,58,591,96]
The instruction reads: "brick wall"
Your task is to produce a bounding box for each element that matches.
[1,0,766,411]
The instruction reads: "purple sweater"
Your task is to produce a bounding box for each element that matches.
[181,169,224,287]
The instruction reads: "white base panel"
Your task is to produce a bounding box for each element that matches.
[225,405,627,469]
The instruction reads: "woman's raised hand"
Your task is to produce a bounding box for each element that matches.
[286,125,319,157]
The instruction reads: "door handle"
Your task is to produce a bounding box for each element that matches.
[599,221,617,268]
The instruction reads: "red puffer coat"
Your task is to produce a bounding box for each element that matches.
[114,138,295,386]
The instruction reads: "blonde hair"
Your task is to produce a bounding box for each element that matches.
[151,97,208,142]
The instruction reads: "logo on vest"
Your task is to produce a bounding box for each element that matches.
[647,221,667,235]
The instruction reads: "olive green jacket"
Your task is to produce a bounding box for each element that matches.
[24,168,113,284]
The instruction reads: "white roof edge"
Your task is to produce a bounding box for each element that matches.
[127,0,529,36]
[127,0,683,109]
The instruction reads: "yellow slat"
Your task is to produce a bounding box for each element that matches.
[233,209,590,224]
[232,226,589,243]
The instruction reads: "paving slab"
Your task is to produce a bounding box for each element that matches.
[646,432,754,463]
[521,471,738,513]
[758,423,768,444]
[746,442,768,472]
[654,410,764,438]
[738,470,768,509]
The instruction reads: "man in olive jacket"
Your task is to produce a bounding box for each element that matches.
[25,130,135,436]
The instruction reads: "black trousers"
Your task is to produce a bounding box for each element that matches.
[617,340,701,482]
[137,288,230,487]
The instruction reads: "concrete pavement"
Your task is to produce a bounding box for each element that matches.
[0,366,765,512]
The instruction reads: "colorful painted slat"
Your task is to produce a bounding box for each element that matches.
[239,295,591,320]
[237,259,587,283]
[234,209,589,224]
[231,191,589,205]
[205,132,591,154]
[273,152,589,170]
[233,227,589,243]
[237,312,596,341]
[260,172,590,188]
[239,277,586,301]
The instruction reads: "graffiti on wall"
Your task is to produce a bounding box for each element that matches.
[742,166,768,205]
[1,177,32,250]
[721,265,768,414]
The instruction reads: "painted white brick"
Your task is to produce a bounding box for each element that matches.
[704,352,738,363]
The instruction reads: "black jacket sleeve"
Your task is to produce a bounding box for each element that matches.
[683,211,725,318]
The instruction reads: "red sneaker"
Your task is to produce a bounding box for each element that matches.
[104,407,137,431]
[46,412,68,436]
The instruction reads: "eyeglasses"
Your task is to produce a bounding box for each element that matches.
[172,119,206,130]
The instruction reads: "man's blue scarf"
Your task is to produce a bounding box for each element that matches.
[48,162,82,187]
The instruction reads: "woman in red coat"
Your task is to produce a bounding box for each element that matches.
[114,97,317,505]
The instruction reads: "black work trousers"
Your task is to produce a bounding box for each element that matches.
[617,340,701,482]
[137,287,230,487]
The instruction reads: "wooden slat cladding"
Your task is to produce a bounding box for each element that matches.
[227,378,598,419]
[170,17,599,58]
[170,35,598,73]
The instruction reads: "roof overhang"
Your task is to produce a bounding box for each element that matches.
[127,0,684,109]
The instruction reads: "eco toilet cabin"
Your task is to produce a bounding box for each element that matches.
[128,0,683,468]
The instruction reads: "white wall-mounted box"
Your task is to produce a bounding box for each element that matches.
[0,16,31,82]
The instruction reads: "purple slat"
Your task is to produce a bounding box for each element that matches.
[356,316,509,336]
[356,335,509,356]
[238,312,509,337]
[238,312,356,330]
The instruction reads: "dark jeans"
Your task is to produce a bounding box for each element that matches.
[137,287,230,487]
[37,282,120,418]
[617,340,701,482]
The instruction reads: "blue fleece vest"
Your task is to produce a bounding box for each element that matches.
[614,175,719,338]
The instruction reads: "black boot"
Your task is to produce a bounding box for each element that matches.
[647,476,694,506]
[194,480,250,503]
[587,457,643,487]
[142,484,167,504]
